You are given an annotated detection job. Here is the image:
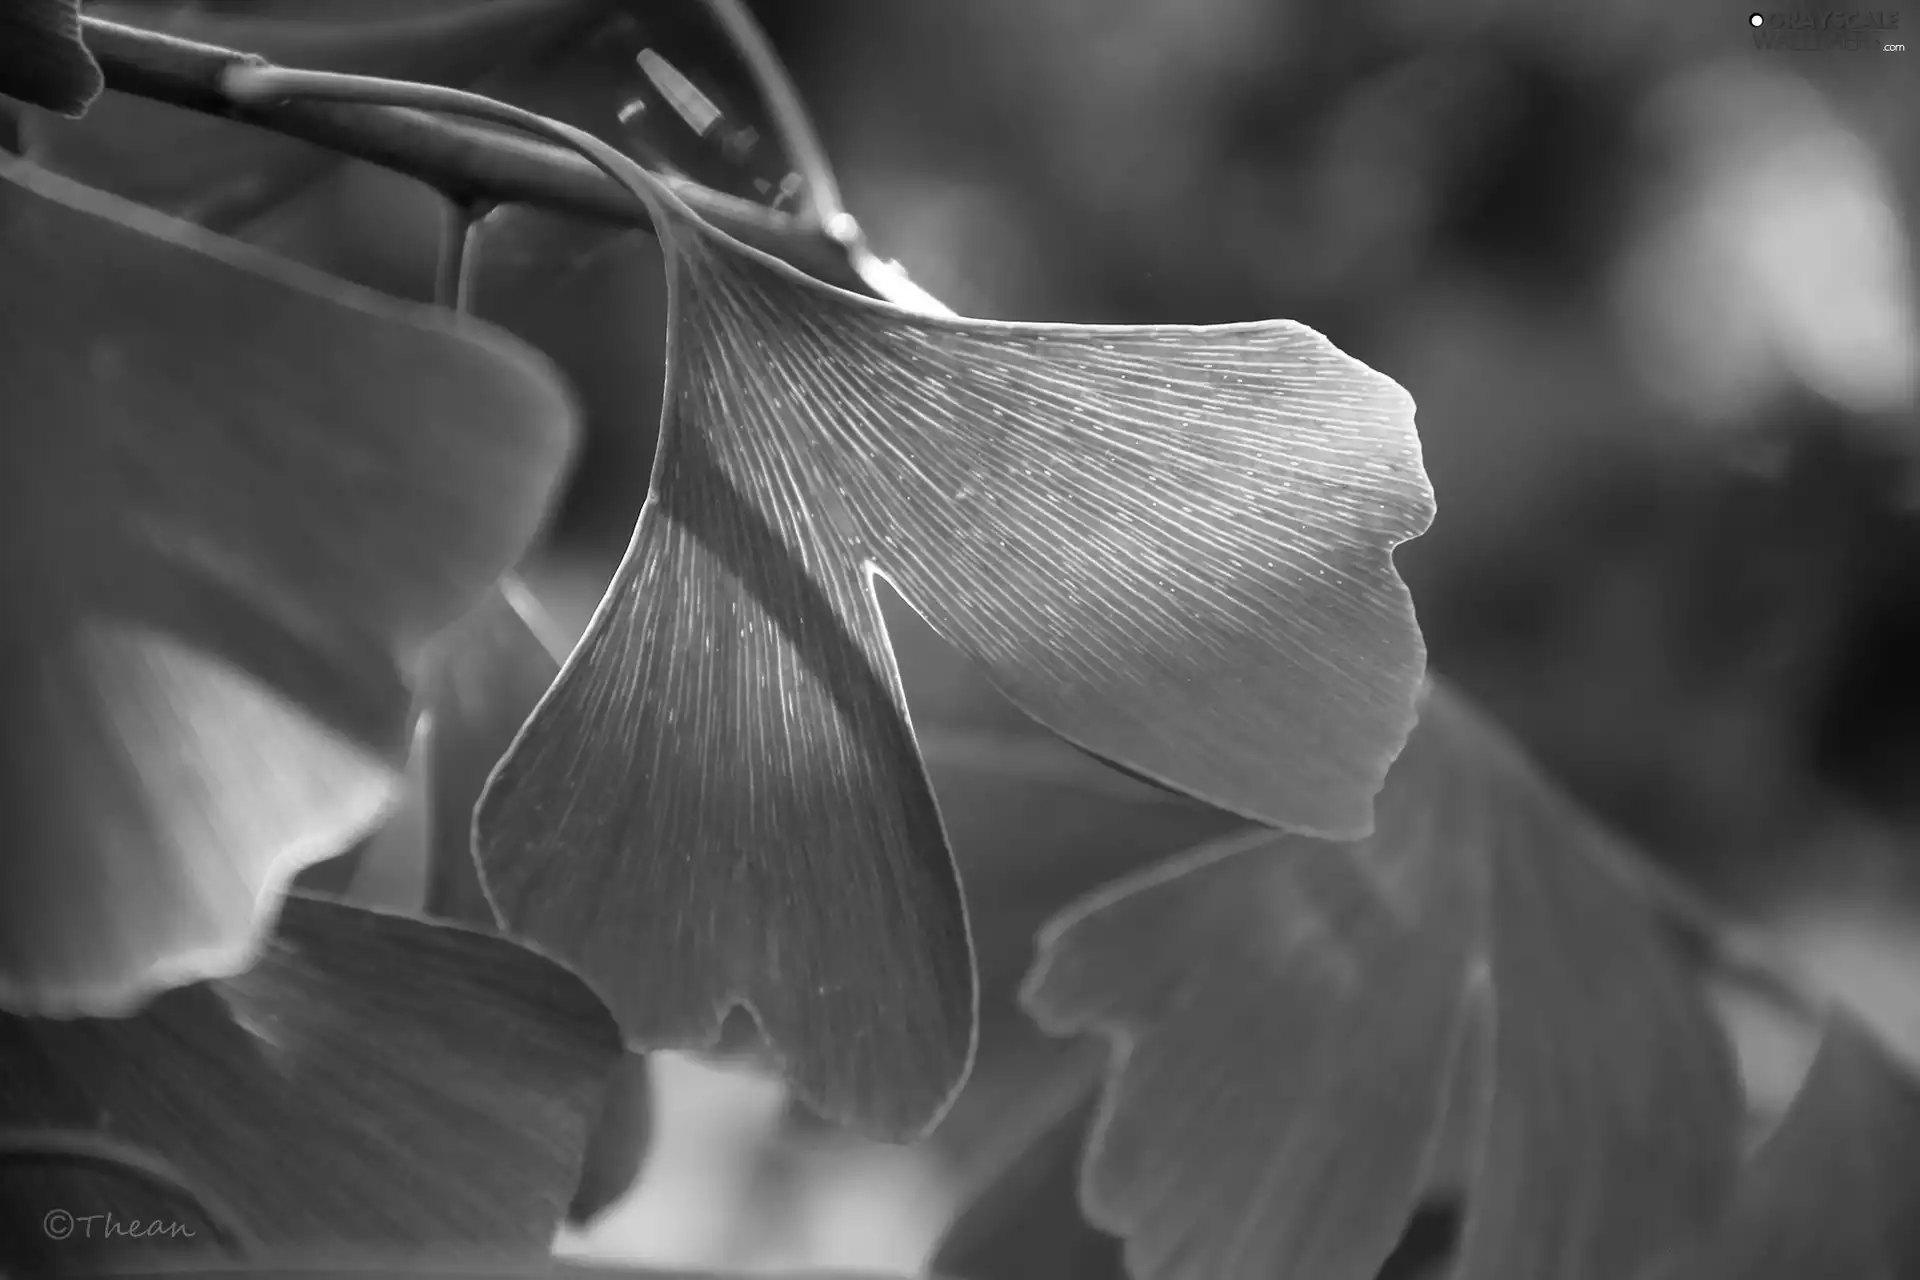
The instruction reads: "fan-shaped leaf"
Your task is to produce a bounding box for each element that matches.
[477,195,1432,1138]
[0,894,621,1265]
[424,579,566,928]
[1022,682,1741,1280]
[0,0,100,116]
[1653,1016,1920,1280]
[0,160,574,1015]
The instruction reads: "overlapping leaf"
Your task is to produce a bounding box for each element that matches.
[932,1061,1124,1280]
[477,193,1433,1137]
[309,582,643,1229]
[1652,1015,1920,1280]
[0,160,573,1015]
[566,1048,655,1227]
[0,893,622,1267]
[293,716,434,910]
[1022,682,1741,1280]
[0,0,100,116]
[292,579,560,916]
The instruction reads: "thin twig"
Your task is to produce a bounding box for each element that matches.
[692,0,845,229]
[219,67,688,242]
[79,17,874,295]
[693,0,955,313]
[433,197,491,311]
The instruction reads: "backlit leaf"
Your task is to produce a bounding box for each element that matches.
[0,894,621,1262]
[1652,1016,1920,1280]
[424,579,566,928]
[0,160,574,1015]
[1023,682,1741,1280]
[477,193,1432,1138]
[0,0,100,116]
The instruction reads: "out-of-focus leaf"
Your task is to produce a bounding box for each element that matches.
[477,189,1432,1138]
[292,834,373,898]
[294,578,560,924]
[0,0,100,116]
[0,1142,231,1273]
[931,1052,1124,1280]
[26,0,604,226]
[905,674,1243,1177]
[465,206,669,545]
[1022,682,1740,1280]
[0,161,573,1016]
[567,1049,654,1227]
[0,894,621,1264]
[923,710,1246,1008]
[341,714,436,912]
[290,715,432,909]
[424,579,565,928]
[1652,1016,1920,1280]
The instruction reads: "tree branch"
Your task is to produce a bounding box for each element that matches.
[78,16,875,295]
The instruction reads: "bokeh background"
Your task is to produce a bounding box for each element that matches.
[31,0,1920,1271]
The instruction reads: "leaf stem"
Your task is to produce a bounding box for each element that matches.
[78,17,874,295]
[692,0,845,229]
[218,66,691,245]
[682,0,952,315]
[433,198,490,311]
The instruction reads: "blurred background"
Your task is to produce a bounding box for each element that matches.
[26,0,1920,1272]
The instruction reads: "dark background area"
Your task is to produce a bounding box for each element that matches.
[23,0,1920,1269]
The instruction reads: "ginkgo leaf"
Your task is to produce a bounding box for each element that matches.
[477,190,1432,1138]
[291,713,435,913]
[0,0,100,116]
[0,160,574,1016]
[298,579,562,920]
[1651,1015,1920,1280]
[1022,681,1741,1280]
[931,1061,1125,1280]
[567,1048,654,1227]
[424,579,566,928]
[0,893,621,1262]
[0,1147,230,1273]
